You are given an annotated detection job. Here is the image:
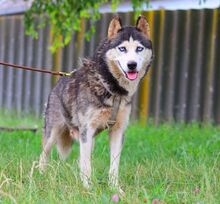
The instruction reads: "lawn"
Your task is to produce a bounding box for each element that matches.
[0,113,220,203]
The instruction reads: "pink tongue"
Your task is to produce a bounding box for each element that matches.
[127,72,138,80]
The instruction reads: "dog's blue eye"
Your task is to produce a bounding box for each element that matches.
[118,47,127,52]
[136,46,144,52]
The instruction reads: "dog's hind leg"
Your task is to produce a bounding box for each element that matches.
[39,124,75,172]
[39,126,57,173]
[39,124,66,170]
[56,125,75,160]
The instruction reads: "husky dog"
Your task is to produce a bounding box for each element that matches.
[39,15,153,192]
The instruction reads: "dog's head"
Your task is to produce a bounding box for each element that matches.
[105,15,153,82]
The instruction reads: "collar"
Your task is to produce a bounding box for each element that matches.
[98,75,123,128]
[107,95,121,128]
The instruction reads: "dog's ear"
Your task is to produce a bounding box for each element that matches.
[136,15,150,39]
[108,16,122,39]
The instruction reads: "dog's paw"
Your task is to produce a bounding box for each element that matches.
[38,152,48,174]
[82,180,91,189]
[118,187,125,197]
[109,180,125,196]
[80,174,92,189]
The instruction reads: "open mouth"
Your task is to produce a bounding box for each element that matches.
[125,71,138,80]
[117,61,138,81]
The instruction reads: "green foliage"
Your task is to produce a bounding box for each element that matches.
[24,0,150,52]
[24,0,209,52]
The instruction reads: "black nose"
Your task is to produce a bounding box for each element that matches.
[127,61,137,70]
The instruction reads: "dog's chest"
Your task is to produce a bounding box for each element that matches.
[90,108,112,129]
[88,98,128,130]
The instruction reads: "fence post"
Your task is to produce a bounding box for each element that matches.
[203,9,218,123]
[139,11,154,125]
[75,18,85,61]
[51,34,62,85]
[153,10,165,125]
[176,10,191,122]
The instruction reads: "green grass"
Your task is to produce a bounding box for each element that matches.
[0,114,220,203]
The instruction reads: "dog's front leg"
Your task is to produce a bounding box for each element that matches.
[79,126,95,188]
[109,128,124,190]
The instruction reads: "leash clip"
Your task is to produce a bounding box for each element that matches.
[59,70,76,76]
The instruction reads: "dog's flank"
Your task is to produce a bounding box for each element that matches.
[39,15,153,193]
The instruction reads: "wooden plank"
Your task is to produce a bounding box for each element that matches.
[88,30,95,58]
[42,23,52,111]
[153,10,165,124]
[100,13,108,39]
[176,10,191,122]
[215,10,220,124]
[188,10,204,122]
[52,34,62,85]
[82,19,90,58]
[66,34,75,71]
[148,11,159,121]
[24,34,34,112]
[203,9,218,122]
[72,33,78,68]
[15,16,24,113]
[5,16,15,110]
[139,11,154,124]
[93,16,102,56]
[0,17,6,108]
[164,11,178,122]
[33,23,43,116]
[215,58,220,123]
[76,18,85,61]
[124,12,132,26]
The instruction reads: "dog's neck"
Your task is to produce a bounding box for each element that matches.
[96,60,129,96]
[114,74,142,97]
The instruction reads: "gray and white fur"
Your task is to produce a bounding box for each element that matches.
[39,15,153,193]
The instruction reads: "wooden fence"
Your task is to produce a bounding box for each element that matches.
[0,9,219,124]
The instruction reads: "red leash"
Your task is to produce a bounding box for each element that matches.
[0,61,74,76]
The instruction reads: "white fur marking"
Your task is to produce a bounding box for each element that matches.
[79,126,96,188]
[109,129,124,188]
[105,37,152,96]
